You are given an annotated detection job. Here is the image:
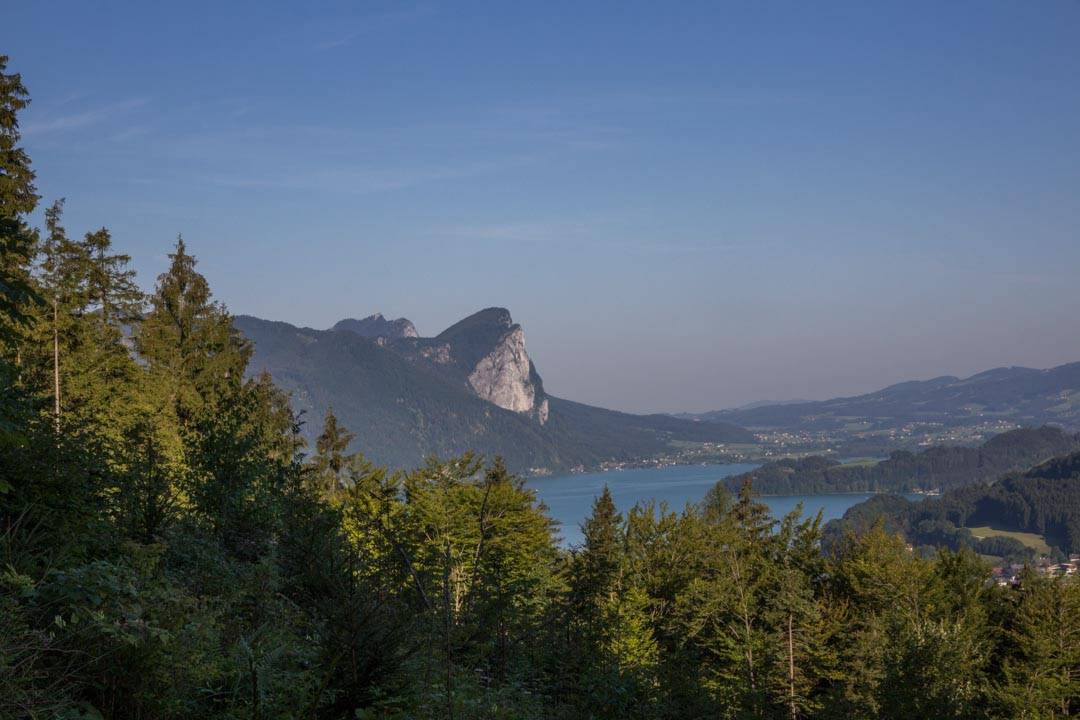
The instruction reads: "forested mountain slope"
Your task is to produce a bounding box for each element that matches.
[235,313,752,472]
[825,448,1080,555]
[726,426,1080,495]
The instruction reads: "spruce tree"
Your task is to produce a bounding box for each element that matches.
[136,237,250,424]
[996,571,1080,718]
[0,55,39,437]
[570,485,621,624]
[25,203,143,437]
[312,406,356,495]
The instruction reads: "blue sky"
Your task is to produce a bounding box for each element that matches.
[6,1,1080,412]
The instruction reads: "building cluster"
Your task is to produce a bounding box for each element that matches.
[991,555,1080,586]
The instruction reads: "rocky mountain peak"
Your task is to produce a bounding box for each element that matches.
[431,308,547,422]
[333,313,418,340]
[467,325,541,417]
[436,307,513,340]
[329,307,548,423]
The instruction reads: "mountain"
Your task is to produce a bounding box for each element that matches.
[688,363,1080,431]
[234,309,753,473]
[331,313,418,340]
[671,398,812,419]
[724,426,1080,495]
[365,307,549,423]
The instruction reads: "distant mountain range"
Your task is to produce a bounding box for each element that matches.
[235,309,753,473]
[685,363,1080,432]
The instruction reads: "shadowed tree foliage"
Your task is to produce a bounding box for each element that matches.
[311,406,356,495]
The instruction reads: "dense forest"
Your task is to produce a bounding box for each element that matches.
[2,56,1079,719]
[727,426,1080,495]
[824,452,1080,558]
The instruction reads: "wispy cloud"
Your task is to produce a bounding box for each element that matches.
[24,98,148,137]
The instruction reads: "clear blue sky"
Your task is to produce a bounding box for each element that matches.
[6,1,1080,413]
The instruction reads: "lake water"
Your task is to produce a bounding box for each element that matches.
[528,463,894,546]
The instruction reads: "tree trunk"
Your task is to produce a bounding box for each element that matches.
[444,542,454,720]
[788,613,797,720]
[52,297,60,433]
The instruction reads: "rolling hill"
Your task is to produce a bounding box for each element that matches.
[724,426,1080,495]
[690,363,1080,432]
[823,446,1080,556]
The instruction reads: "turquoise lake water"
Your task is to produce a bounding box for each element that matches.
[528,463,899,546]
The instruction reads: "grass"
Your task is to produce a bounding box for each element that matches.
[966,526,1051,554]
[839,458,880,468]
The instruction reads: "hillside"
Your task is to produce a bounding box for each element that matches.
[234,312,752,473]
[725,426,1080,495]
[824,448,1080,555]
[692,362,1080,431]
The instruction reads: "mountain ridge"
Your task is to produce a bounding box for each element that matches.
[687,362,1080,431]
[234,310,753,473]
[332,313,418,340]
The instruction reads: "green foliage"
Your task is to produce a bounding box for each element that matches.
[136,238,251,426]
[994,569,1080,718]
[3,55,1080,720]
[0,55,40,441]
[311,407,355,496]
[827,450,1080,555]
[731,426,1080,495]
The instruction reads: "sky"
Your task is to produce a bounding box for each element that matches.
[5,1,1080,413]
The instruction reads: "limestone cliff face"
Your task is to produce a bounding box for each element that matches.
[335,307,550,424]
[467,326,538,414]
[536,397,550,425]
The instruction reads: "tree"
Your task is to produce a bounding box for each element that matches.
[136,237,250,425]
[996,571,1080,718]
[0,55,39,440]
[762,510,841,720]
[569,486,621,628]
[311,407,356,495]
[27,202,143,437]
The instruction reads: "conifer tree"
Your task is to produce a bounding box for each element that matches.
[765,511,839,720]
[26,202,143,437]
[570,485,621,626]
[136,237,250,424]
[0,55,39,437]
[312,406,356,495]
[996,571,1080,718]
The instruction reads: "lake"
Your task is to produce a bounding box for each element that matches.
[528,463,897,546]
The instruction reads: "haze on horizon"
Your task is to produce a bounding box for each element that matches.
[6,1,1080,414]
